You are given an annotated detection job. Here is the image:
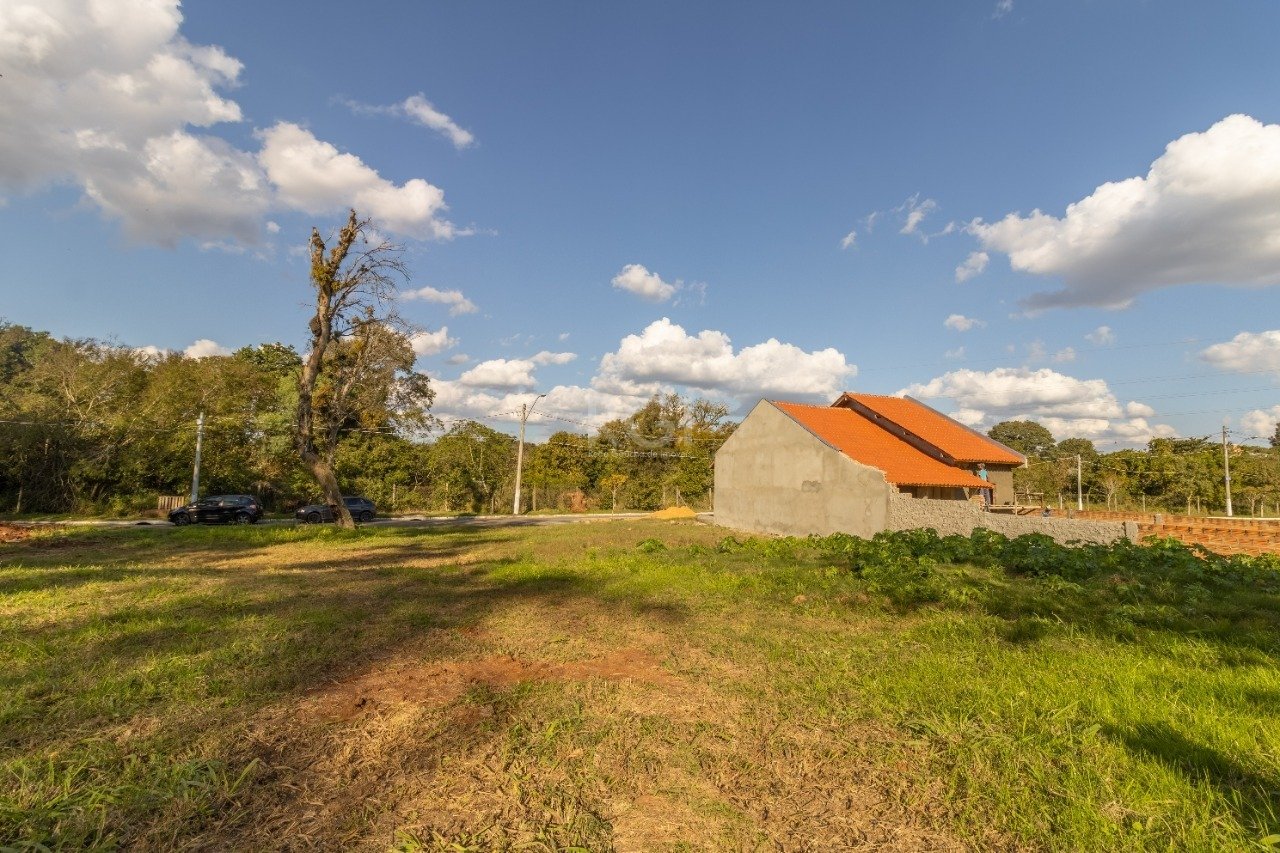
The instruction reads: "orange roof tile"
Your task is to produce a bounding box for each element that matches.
[836,393,1025,465]
[773,401,991,489]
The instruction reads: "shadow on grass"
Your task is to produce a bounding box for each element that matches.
[0,531,690,752]
[1240,688,1280,716]
[0,525,517,593]
[4,538,681,846]
[940,565,1280,660]
[1107,721,1280,836]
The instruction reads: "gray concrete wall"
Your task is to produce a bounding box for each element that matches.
[987,466,1016,505]
[714,401,892,538]
[886,492,1136,545]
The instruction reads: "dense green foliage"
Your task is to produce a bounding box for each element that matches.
[0,322,308,514]
[988,419,1057,457]
[718,526,1280,612]
[0,323,731,515]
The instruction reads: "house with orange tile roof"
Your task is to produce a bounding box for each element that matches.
[831,393,1025,505]
[713,396,1025,538]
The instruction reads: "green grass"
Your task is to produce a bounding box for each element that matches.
[1,521,1277,850]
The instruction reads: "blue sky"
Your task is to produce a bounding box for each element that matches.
[2,0,1279,445]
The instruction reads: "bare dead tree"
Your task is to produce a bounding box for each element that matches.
[295,210,414,529]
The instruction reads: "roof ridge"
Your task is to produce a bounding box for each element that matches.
[832,392,1026,465]
[901,395,1027,461]
[770,399,837,409]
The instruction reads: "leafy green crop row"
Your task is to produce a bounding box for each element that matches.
[711,528,1280,606]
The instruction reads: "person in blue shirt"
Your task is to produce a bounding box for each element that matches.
[976,463,991,507]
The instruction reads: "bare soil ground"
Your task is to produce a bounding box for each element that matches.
[0,523,33,543]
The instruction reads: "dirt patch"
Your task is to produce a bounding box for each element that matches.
[649,506,699,520]
[304,647,681,722]
[0,523,34,543]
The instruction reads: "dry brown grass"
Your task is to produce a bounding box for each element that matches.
[178,593,964,852]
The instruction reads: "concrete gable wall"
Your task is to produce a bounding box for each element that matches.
[713,401,892,538]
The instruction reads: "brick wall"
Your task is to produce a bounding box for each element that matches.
[1069,510,1280,556]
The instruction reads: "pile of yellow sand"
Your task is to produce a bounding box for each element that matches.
[648,506,699,520]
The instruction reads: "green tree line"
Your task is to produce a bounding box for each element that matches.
[989,419,1280,516]
[0,322,733,516]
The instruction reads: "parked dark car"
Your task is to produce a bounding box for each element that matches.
[295,496,376,524]
[169,495,263,525]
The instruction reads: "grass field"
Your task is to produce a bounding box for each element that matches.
[1,520,1277,851]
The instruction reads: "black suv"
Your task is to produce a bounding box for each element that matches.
[295,496,376,524]
[169,495,263,525]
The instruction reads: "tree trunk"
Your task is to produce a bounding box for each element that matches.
[300,448,354,528]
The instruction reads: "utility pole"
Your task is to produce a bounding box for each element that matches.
[190,411,205,504]
[512,394,546,515]
[1223,425,1233,517]
[1076,454,1083,511]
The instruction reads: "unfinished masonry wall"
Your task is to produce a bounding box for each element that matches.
[714,401,893,538]
[886,493,1137,545]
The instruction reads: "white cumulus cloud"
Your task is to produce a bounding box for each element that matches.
[402,285,478,315]
[0,1,466,246]
[944,314,984,332]
[0,1,266,243]
[531,351,577,366]
[409,327,458,356]
[594,318,855,401]
[401,95,474,149]
[611,264,679,302]
[955,251,989,283]
[429,380,646,432]
[448,350,576,391]
[1125,401,1156,418]
[1085,326,1116,346]
[458,358,538,391]
[133,344,167,360]
[183,338,231,359]
[898,194,938,236]
[1200,330,1280,375]
[900,366,1174,444]
[87,131,269,245]
[339,93,475,150]
[840,229,857,250]
[1242,405,1280,440]
[1034,417,1176,445]
[258,122,461,240]
[970,114,1280,309]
